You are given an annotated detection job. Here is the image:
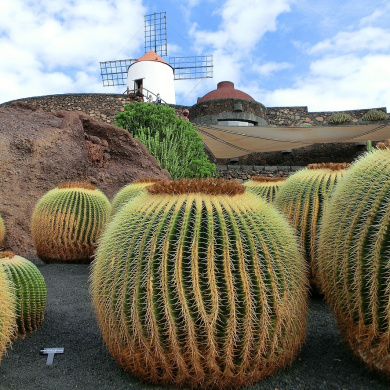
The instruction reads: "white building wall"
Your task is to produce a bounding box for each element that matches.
[127,61,176,104]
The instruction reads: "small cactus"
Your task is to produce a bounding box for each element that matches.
[274,163,349,288]
[111,178,161,216]
[243,176,286,202]
[362,109,388,121]
[91,178,307,389]
[0,251,47,338]
[317,147,390,375]
[31,182,111,263]
[328,112,353,124]
[0,214,5,246]
[0,262,16,363]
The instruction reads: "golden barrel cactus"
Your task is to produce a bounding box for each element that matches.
[0,262,16,363]
[274,163,349,287]
[31,182,111,263]
[0,214,5,246]
[243,176,286,202]
[91,178,307,389]
[111,178,160,216]
[317,147,390,375]
[0,251,47,338]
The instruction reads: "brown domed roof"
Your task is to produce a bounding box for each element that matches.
[198,81,254,102]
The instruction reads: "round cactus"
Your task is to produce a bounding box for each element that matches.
[274,163,349,288]
[243,176,286,202]
[0,214,5,247]
[111,178,161,216]
[31,182,111,263]
[317,147,390,375]
[91,178,308,389]
[0,251,47,338]
[0,262,16,363]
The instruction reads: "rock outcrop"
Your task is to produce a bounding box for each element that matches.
[0,102,171,257]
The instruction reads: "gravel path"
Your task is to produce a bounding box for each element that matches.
[0,261,388,390]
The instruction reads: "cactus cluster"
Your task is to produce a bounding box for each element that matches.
[0,262,16,363]
[31,182,111,263]
[0,214,5,246]
[317,148,390,375]
[0,252,46,338]
[362,109,388,121]
[91,178,307,389]
[274,163,349,288]
[111,178,160,216]
[243,176,286,202]
[328,112,353,124]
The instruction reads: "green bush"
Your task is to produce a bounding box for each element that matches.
[328,112,353,124]
[115,102,216,179]
[362,109,388,121]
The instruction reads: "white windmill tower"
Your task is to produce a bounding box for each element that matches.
[100,12,213,105]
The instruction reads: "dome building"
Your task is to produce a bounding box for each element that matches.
[189,81,268,126]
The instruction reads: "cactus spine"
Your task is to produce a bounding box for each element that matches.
[274,163,349,287]
[31,182,111,263]
[0,214,5,246]
[111,178,160,216]
[243,176,286,202]
[317,148,390,375]
[91,178,307,389]
[0,262,16,363]
[0,252,47,338]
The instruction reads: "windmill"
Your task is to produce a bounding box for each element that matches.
[99,12,213,104]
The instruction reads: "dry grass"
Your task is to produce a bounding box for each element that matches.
[146,178,246,196]
[0,251,15,259]
[307,162,350,171]
[250,176,286,183]
[132,178,162,184]
[57,182,97,190]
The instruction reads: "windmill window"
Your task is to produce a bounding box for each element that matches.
[134,79,143,92]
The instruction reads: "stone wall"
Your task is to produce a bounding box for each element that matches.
[216,141,370,166]
[0,93,190,124]
[217,165,300,181]
[266,106,388,126]
[1,93,387,127]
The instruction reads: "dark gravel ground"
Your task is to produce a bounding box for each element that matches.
[0,259,388,390]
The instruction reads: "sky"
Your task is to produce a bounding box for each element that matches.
[1,0,390,111]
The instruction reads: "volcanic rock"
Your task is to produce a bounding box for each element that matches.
[0,102,171,257]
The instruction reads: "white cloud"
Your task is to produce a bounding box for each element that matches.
[191,0,292,53]
[0,0,146,104]
[252,62,292,77]
[261,54,390,111]
[310,27,390,54]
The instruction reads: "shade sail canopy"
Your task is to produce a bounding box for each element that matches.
[195,122,390,159]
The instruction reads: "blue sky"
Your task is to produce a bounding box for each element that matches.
[1,0,390,111]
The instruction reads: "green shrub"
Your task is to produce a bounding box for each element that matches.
[91,178,307,389]
[328,112,353,124]
[115,102,216,179]
[362,109,388,121]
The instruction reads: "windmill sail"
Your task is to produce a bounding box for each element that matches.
[170,55,213,80]
[144,12,167,56]
[100,59,136,87]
